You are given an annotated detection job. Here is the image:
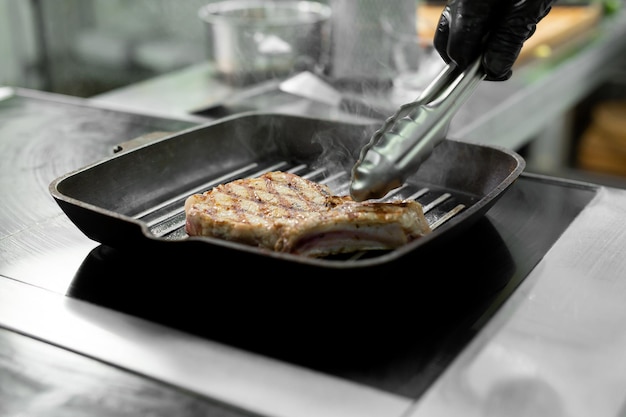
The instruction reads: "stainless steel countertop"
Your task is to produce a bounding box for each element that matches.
[2,87,626,416]
[410,185,626,417]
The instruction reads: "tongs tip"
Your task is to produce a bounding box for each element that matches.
[349,151,402,201]
[349,58,485,202]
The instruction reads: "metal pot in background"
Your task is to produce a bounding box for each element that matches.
[198,0,332,86]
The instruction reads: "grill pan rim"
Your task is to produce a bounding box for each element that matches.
[49,113,525,268]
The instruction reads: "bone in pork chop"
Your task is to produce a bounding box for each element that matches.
[184,171,431,257]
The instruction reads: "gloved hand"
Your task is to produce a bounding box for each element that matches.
[433,0,555,81]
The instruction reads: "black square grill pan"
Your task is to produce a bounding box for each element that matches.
[49,113,525,271]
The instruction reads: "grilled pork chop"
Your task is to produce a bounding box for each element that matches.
[184,171,431,257]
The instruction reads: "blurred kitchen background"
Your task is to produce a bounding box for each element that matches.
[2,0,626,186]
[0,0,213,96]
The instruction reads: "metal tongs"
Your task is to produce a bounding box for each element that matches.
[350,58,486,201]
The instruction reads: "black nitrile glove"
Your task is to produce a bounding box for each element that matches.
[433,0,555,81]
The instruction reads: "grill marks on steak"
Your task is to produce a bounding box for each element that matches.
[184,171,431,257]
